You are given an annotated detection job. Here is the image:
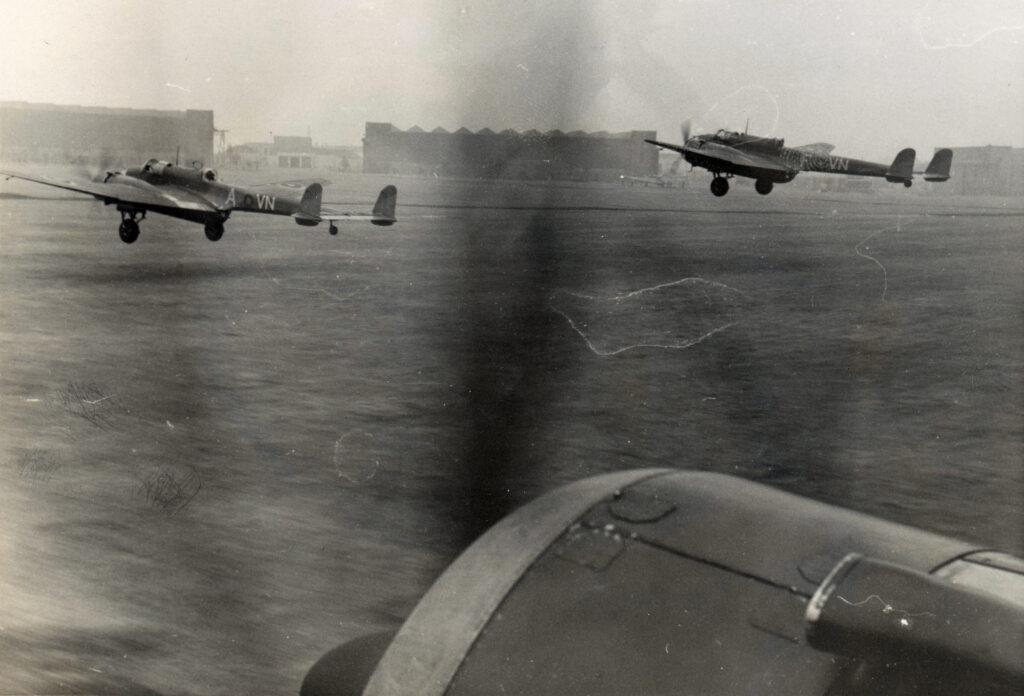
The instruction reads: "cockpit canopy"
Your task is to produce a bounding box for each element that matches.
[714,130,784,152]
[139,159,217,183]
[142,159,173,177]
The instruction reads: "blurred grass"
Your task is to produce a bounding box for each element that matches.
[0,178,1021,693]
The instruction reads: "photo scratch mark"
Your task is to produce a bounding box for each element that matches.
[703,84,781,136]
[855,227,890,302]
[550,277,749,357]
[138,466,202,514]
[915,6,1024,49]
[56,381,129,430]
[837,594,937,623]
[14,449,63,483]
[268,276,366,304]
[333,431,381,484]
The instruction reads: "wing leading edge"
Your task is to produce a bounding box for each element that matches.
[0,169,217,213]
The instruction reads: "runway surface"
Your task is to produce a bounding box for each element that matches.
[1,173,1022,694]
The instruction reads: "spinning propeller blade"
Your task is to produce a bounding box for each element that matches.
[72,150,123,183]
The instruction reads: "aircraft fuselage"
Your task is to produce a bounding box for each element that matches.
[778,148,889,177]
[681,136,889,182]
[118,159,304,220]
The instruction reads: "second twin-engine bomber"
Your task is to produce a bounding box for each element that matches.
[646,122,953,197]
[2,159,397,243]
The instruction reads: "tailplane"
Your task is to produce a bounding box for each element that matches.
[923,148,953,182]
[885,148,916,186]
[315,185,397,228]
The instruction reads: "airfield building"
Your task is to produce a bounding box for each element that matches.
[362,122,658,181]
[944,146,1024,196]
[0,101,214,167]
[221,136,360,171]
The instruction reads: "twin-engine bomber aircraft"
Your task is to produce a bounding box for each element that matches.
[1,159,397,243]
[645,123,952,197]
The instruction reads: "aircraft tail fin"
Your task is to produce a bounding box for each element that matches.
[371,185,397,226]
[885,148,916,184]
[923,148,953,182]
[298,183,323,217]
[294,183,323,226]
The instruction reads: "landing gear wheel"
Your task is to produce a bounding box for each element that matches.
[118,219,140,244]
[755,179,774,195]
[329,223,339,236]
[904,180,912,188]
[205,221,224,242]
[710,177,730,197]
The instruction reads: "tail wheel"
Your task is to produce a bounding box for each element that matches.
[755,179,774,195]
[118,219,140,244]
[205,221,224,242]
[710,177,729,197]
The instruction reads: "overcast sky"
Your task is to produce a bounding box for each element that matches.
[1,0,1021,159]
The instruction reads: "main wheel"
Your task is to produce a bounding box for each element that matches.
[903,180,912,188]
[329,224,339,236]
[710,177,729,197]
[118,219,140,244]
[755,179,774,195]
[205,221,224,242]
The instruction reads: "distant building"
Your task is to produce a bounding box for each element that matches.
[221,136,359,171]
[362,122,658,180]
[0,101,214,166]
[944,146,1024,196]
[273,135,314,168]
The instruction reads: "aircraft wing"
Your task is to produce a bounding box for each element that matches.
[645,140,793,176]
[695,142,795,175]
[644,139,688,156]
[0,169,217,213]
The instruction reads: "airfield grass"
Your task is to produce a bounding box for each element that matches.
[0,172,1022,694]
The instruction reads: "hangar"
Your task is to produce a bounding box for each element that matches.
[222,136,360,171]
[363,122,658,181]
[0,101,214,167]
[944,146,1024,196]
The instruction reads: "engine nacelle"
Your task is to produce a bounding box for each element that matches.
[302,470,1024,695]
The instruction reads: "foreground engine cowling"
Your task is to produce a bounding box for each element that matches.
[302,469,1024,695]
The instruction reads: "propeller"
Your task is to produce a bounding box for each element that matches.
[664,120,691,175]
[73,150,123,183]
